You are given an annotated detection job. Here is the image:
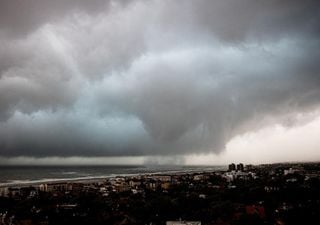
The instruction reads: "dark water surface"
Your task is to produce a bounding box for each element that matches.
[0,165,225,186]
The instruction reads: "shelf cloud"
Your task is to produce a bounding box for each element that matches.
[0,0,320,158]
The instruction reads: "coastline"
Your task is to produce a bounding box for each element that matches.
[0,166,226,188]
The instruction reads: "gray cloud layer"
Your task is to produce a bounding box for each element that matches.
[0,0,320,157]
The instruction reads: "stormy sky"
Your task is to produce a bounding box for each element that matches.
[0,0,320,165]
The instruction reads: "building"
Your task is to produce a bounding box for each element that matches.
[114,183,130,192]
[8,187,21,197]
[193,174,207,181]
[228,163,236,171]
[146,181,157,190]
[245,164,253,170]
[237,163,244,171]
[0,187,9,197]
[161,182,171,190]
[39,184,48,192]
[152,175,171,182]
[129,179,141,188]
[43,183,71,192]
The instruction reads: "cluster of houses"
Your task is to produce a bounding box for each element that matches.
[0,173,212,199]
[0,163,319,225]
[2,163,316,200]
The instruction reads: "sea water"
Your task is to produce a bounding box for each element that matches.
[0,165,225,187]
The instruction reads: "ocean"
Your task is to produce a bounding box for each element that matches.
[0,165,226,187]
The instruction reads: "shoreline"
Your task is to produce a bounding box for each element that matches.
[0,167,226,188]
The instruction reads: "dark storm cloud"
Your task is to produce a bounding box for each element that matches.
[0,0,320,157]
[0,0,117,37]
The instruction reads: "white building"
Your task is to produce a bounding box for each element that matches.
[0,187,9,197]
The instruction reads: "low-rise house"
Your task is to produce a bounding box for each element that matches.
[129,179,141,188]
[161,182,171,190]
[0,187,9,197]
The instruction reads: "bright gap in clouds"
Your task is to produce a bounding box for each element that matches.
[186,113,320,165]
